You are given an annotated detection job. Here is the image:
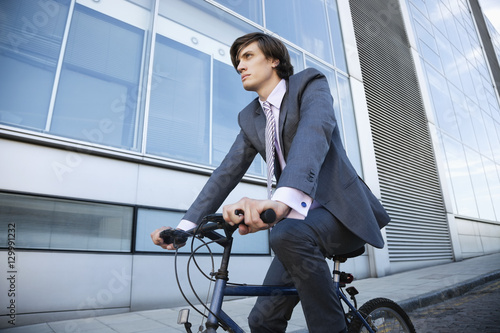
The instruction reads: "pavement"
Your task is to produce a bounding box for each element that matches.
[1,252,500,333]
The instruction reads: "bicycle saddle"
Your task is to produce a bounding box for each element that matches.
[329,246,365,263]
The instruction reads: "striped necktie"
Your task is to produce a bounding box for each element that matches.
[262,101,275,199]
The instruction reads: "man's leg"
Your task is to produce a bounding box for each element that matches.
[248,257,300,333]
[270,208,365,333]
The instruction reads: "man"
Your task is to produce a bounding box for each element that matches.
[151,32,390,333]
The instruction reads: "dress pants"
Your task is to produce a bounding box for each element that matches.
[248,207,365,333]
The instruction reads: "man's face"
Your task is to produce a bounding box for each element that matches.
[236,41,278,96]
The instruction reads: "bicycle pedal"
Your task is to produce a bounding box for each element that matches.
[177,308,190,324]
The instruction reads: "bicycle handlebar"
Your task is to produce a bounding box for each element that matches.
[159,209,276,246]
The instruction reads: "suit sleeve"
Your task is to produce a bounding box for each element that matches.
[276,70,337,199]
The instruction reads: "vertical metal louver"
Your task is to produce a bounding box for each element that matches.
[348,0,453,262]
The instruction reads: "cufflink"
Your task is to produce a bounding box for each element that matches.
[301,202,307,208]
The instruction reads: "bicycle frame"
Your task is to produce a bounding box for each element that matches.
[195,223,375,333]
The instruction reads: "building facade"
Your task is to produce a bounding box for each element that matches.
[0,0,499,327]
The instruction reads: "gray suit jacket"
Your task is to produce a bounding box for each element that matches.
[183,68,389,248]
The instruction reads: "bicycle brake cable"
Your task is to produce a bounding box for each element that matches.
[173,222,227,331]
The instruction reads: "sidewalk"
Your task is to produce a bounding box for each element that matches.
[2,252,500,333]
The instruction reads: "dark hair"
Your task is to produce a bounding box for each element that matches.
[230,32,294,79]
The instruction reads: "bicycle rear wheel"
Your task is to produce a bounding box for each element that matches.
[348,297,415,333]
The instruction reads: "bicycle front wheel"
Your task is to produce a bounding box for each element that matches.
[348,297,416,333]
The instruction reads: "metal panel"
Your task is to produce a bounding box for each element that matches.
[349,0,453,262]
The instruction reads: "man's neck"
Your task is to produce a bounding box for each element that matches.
[257,75,282,101]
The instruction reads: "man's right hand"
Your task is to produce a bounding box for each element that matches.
[151,226,186,250]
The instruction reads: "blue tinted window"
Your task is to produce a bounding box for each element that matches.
[0,0,70,130]
[213,0,263,25]
[147,35,211,163]
[50,5,143,149]
[326,0,347,72]
[212,59,264,175]
[266,0,333,63]
[440,134,478,217]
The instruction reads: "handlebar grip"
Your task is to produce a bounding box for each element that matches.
[234,209,276,224]
[159,229,189,245]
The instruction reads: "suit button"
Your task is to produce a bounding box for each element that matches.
[301,202,307,208]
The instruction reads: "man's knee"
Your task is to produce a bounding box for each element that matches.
[270,221,302,250]
[248,296,290,333]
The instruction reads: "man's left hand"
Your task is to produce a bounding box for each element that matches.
[222,197,291,235]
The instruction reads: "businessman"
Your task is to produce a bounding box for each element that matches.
[151,32,390,333]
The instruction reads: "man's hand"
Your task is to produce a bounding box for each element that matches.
[222,197,291,235]
[150,226,186,250]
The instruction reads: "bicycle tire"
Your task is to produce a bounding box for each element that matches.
[348,297,416,333]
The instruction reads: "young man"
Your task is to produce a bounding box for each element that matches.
[151,32,390,333]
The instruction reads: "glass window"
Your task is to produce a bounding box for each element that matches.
[420,40,443,73]
[424,63,460,138]
[287,46,304,73]
[425,1,446,35]
[159,0,256,46]
[434,30,462,89]
[469,103,493,160]
[337,73,363,176]
[213,0,263,25]
[265,0,333,63]
[482,157,500,220]
[326,0,347,72]
[0,193,133,252]
[50,5,144,150]
[463,147,496,220]
[414,20,438,54]
[409,0,428,16]
[212,59,264,175]
[483,114,500,160]
[455,54,476,105]
[440,134,478,217]
[146,36,211,164]
[135,208,269,254]
[0,0,70,131]
[449,86,478,150]
[441,6,462,52]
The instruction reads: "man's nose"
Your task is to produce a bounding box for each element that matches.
[237,62,246,73]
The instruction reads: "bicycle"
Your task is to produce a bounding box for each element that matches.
[160,210,415,333]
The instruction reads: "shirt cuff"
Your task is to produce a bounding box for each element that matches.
[272,187,313,220]
[177,219,198,231]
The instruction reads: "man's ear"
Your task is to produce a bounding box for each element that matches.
[272,60,280,68]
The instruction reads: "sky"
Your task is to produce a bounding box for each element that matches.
[479,0,500,32]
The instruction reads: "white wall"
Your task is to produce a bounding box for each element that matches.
[456,218,500,258]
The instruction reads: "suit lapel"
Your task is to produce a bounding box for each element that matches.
[278,81,291,159]
[251,101,267,151]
